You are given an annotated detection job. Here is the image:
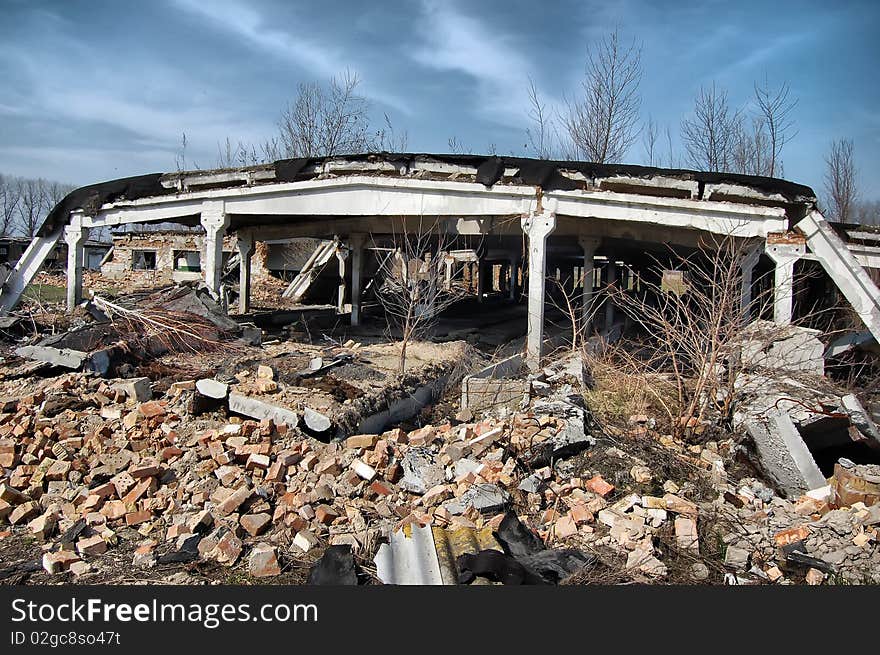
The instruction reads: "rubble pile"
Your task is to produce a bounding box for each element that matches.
[1,364,878,585]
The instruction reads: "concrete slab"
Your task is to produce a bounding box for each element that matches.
[746,411,826,497]
[228,392,298,428]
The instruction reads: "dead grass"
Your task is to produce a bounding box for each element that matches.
[581,343,681,436]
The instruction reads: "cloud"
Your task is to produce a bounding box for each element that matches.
[169,0,412,113]
[411,0,554,127]
[0,22,276,173]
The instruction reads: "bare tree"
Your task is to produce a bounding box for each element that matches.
[607,236,795,438]
[681,82,742,172]
[642,116,660,167]
[44,180,72,212]
[754,76,797,178]
[447,136,472,155]
[824,138,858,222]
[374,220,464,374]
[374,113,409,152]
[16,177,46,237]
[174,133,189,172]
[560,29,642,163]
[854,199,880,226]
[525,77,557,159]
[0,174,21,237]
[277,70,372,158]
[731,116,770,176]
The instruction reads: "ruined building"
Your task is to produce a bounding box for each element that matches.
[2,153,877,372]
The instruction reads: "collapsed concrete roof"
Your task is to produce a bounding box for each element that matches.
[39,152,818,239]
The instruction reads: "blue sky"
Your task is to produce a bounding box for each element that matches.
[1,0,878,199]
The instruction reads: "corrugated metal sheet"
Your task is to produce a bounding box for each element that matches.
[432,526,502,585]
[375,524,443,585]
[374,523,503,585]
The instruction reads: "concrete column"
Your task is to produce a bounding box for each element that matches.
[444,257,453,291]
[766,241,803,325]
[604,254,618,333]
[521,209,557,371]
[336,248,348,314]
[200,200,229,299]
[739,244,761,320]
[349,234,365,325]
[64,218,88,312]
[579,236,600,335]
[771,257,796,324]
[236,231,254,314]
[508,254,519,301]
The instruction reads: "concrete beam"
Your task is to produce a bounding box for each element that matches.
[522,206,557,371]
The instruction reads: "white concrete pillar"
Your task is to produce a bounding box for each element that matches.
[236,231,254,314]
[200,200,229,299]
[64,218,88,312]
[336,248,348,314]
[349,233,365,326]
[739,244,761,320]
[772,257,796,324]
[521,208,557,371]
[444,257,453,291]
[579,236,600,335]
[604,254,618,333]
[766,241,804,325]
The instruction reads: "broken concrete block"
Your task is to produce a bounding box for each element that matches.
[724,546,750,570]
[228,392,298,428]
[112,377,152,403]
[303,407,331,435]
[351,460,377,482]
[518,474,543,494]
[674,517,699,552]
[293,530,320,553]
[400,447,445,495]
[841,394,880,446]
[745,412,828,497]
[42,550,81,574]
[15,345,88,370]
[249,544,281,577]
[444,484,508,515]
[196,378,229,399]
